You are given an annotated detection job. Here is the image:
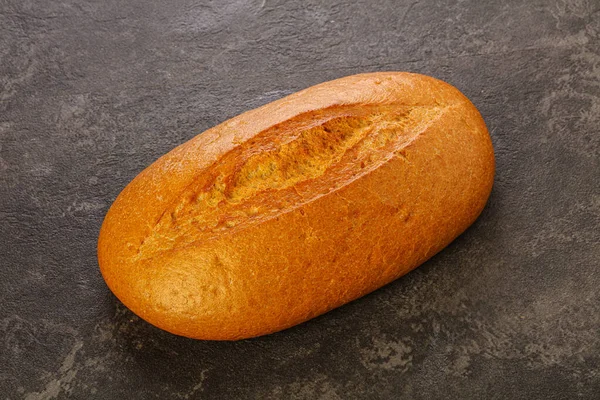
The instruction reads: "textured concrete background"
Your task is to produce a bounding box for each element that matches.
[1,0,599,398]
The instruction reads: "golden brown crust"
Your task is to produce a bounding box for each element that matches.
[98,72,495,340]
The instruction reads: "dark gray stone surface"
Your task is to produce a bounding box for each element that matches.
[1,0,599,398]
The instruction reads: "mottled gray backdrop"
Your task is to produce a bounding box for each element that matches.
[1,0,599,399]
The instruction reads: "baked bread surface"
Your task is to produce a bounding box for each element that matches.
[98,72,495,340]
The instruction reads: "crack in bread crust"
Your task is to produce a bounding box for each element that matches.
[136,104,446,260]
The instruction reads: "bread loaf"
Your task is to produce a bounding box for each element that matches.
[98,72,494,340]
